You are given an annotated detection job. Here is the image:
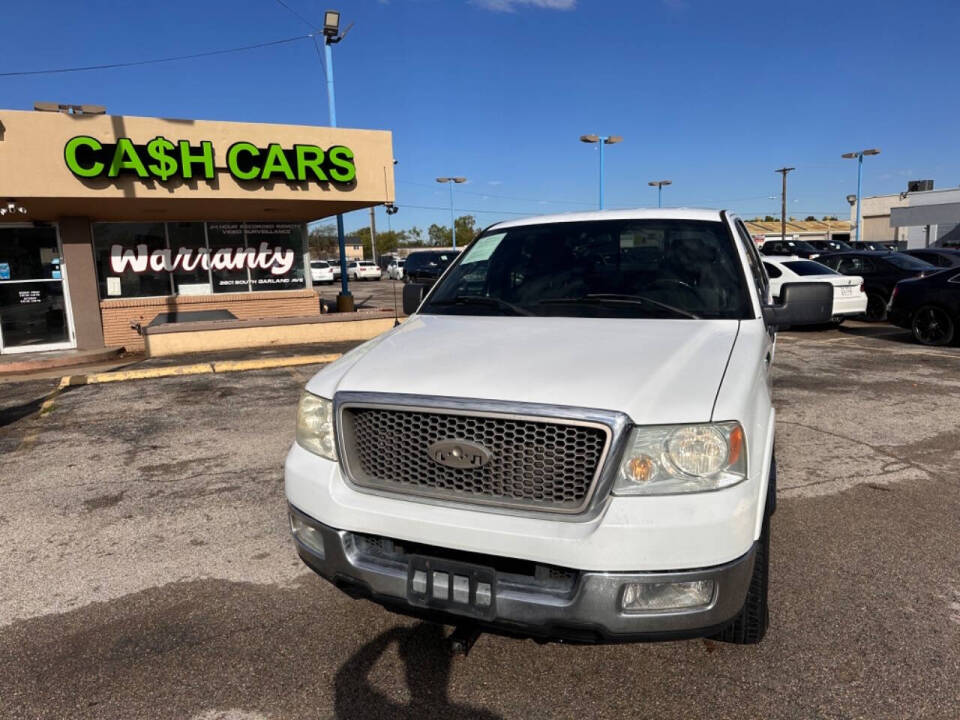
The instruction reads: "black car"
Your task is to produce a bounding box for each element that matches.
[403,250,459,287]
[806,239,853,253]
[816,251,939,321]
[887,269,960,345]
[849,241,897,252]
[759,239,819,258]
[901,248,960,269]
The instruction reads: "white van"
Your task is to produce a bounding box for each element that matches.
[286,209,832,645]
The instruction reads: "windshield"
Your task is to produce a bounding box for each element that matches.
[783,260,837,276]
[884,253,937,271]
[406,252,456,271]
[420,219,752,319]
[311,261,329,268]
[785,240,816,251]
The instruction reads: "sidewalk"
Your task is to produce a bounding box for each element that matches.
[0,339,366,384]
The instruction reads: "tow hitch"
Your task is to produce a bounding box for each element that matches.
[448,624,482,656]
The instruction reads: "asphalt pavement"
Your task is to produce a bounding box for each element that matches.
[1,321,958,719]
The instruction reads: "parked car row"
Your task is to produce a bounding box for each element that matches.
[761,256,866,323]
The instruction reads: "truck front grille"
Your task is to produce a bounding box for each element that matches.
[338,404,611,513]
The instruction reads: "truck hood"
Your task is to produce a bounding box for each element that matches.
[306,315,740,425]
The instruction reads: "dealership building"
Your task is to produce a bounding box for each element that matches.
[0,107,394,355]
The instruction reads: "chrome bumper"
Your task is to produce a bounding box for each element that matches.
[289,505,755,642]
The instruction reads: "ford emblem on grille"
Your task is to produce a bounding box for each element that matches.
[427,439,492,469]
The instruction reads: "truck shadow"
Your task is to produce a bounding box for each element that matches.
[334,623,502,720]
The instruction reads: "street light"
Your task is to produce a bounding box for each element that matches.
[841,148,880,245]
[580,134,622,210]
[321,9,354,311]
[648,180,672,208]
[436,177,467,249]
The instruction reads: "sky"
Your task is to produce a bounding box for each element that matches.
[3,0,959,235]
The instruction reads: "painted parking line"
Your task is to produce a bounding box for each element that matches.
[60,353,342,388]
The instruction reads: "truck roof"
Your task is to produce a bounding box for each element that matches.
[491,208,724,230]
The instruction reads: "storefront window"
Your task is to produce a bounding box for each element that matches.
[93,223,171,298]
[167,222,211,295]
[207,222,251,293]
[247,223,306,291]
[92,221,306,299]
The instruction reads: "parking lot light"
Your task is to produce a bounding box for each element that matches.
[842,148,881,244]
[580,134,623,210]
[648,180,672,208]
[436,177,467,249]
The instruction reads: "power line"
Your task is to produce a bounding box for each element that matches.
[0,33,313,78]
[272,0,318,29]
[396,179,595,208]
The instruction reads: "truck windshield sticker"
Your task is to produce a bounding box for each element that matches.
[64,135,357,186]
[462,233,505,263]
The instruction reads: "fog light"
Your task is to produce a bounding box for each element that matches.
[621,580,715,612]
[289,512,325,558]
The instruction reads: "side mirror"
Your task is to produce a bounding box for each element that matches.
[402,283,426,315]
[762,282,833,329]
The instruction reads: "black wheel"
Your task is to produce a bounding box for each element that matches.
[911,305,955,346]
[713,515,769,645]
[864,292,888,322]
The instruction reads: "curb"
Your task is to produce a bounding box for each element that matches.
[60,353,342,388]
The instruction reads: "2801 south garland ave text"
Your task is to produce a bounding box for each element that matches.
[63,135,357,184]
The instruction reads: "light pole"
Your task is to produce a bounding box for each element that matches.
[841,148,880,245]
[580,134,622,210]
[436,177,466,249]
[322,10,354,312]
[648,180,672,208]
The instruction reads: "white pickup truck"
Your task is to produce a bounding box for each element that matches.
[286,209,832,646]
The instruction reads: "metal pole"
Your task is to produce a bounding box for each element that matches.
[369,206,377,262]
[598,138,605,210]
[775,167,794,243]
[855,153,863,245]
[449,181,457,250]
[658,185,663,208]
[324,40,352,306]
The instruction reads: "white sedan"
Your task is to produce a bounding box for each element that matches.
[762,256,867,322]
[387,259,405,280]
[347,260,382,281]
[309,260,334,285]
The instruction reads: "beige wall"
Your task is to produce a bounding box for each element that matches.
[0,109,394,222]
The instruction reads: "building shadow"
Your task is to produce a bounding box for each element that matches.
[334,623,503,720]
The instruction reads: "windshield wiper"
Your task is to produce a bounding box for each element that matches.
[537,293,700,319]
[429,295,534,316]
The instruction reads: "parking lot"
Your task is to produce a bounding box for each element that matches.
[1,321,958,720]
[315,278,404,316]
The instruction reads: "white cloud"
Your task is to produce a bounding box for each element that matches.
[472,0,576,12]
[488,180,503,185]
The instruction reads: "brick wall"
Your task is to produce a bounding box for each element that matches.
[100,289,320,350]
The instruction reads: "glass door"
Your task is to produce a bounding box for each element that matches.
[0,226,76,354]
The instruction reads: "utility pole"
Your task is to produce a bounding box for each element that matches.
[775,167,794,243]
[368,207,377,262]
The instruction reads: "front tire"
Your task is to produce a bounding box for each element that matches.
[713,516,769,645]
[912,305,955,346]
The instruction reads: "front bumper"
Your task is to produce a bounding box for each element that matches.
[289,505,755,643]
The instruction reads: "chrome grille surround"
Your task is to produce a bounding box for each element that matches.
[334,392,630,517]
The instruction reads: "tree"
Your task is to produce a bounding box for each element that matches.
[821,215,838,221]
[427,215,477,247]
[308,223,339,259]
[763,215,776,222]
[406,226,425,246]
[804,215,817,222]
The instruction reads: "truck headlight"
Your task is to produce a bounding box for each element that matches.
[613,422,745,495]
[296,392,337,460]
